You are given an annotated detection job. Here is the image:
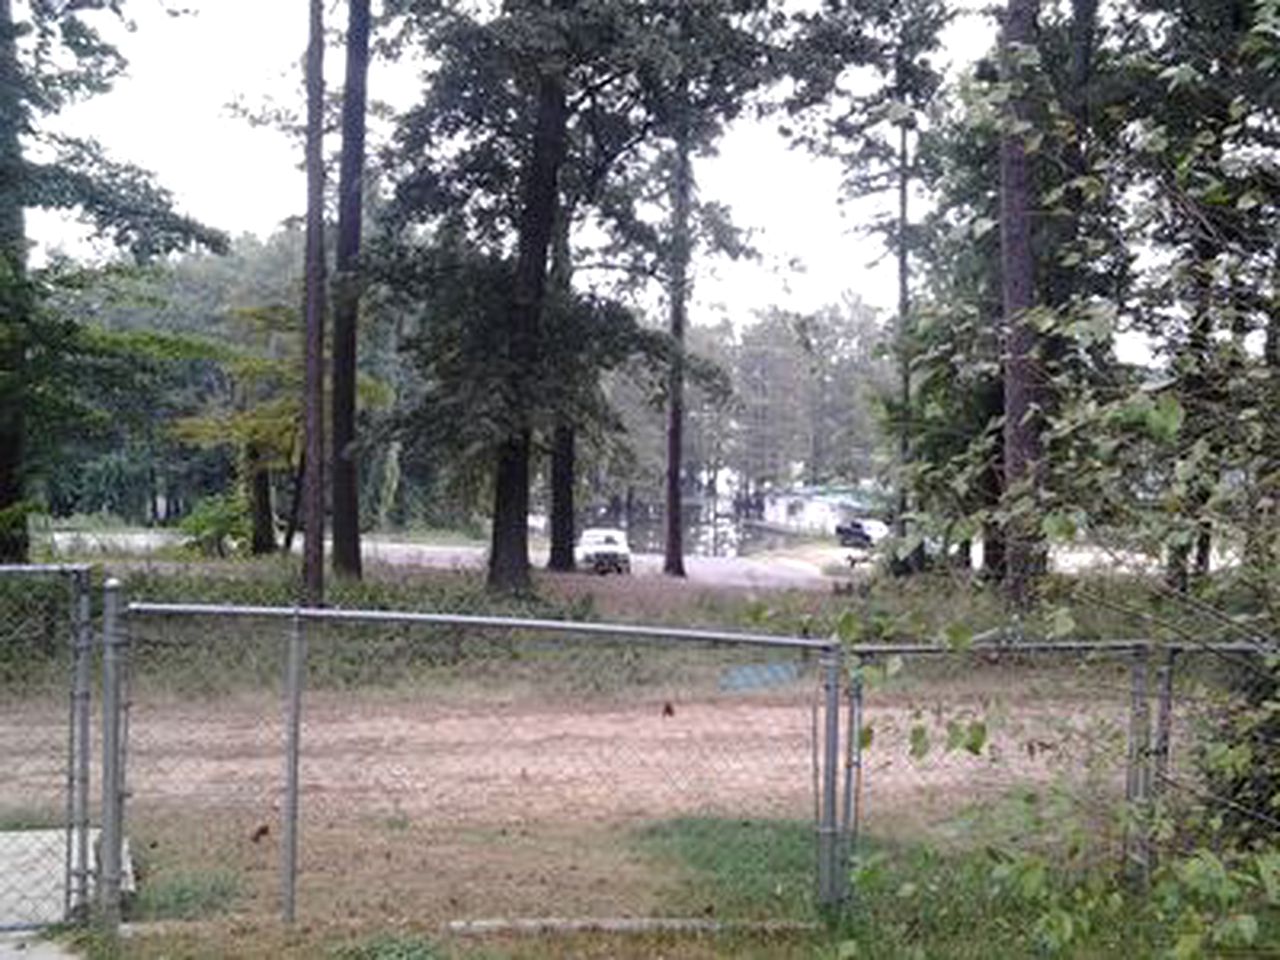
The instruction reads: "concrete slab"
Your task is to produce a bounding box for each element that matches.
[0,931,79,959]
[0,829,131,931]
[0,831,68,929]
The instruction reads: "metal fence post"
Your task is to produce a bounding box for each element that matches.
[817,644,842,909]
[282,611,306,924]
[70,569,92,919]
[1124,644,1152,886]
[840,659,863,904]
[99,578,124,930]
[1150,648,1176,872]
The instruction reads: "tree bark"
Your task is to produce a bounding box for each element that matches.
[999,0,1042,608]
[894,64,912,543]
[1169,248,1216,593]
[486,63,568,592]
[247,443,276,555]
[331,0,372,581]
[0,0,29,563]
[302,0,326,605]
[547,200,576,572]
[664,117,693,578]
[548,423,576,571]
[1246,300,1280,594]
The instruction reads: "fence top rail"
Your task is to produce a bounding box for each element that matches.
[122,601,1273,658]
[0,563,91,575]
[125,601,837,652]
[845,640,1270,656]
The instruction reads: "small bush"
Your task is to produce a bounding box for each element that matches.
[179,495,251,558]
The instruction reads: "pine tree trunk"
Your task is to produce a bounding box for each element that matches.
[331,0,371,581]
[1246,304,1280,596]
[999,0,1042,608]
[247,443,276,555]
[1194,522,1212,580]
[486,64,567,592]
[894,67,912,543]
[548,423,576,571]
[546,201,576,572]
[1170,250,1216,593]
[664,119,693,579]
[0,0,29,563]
[489,434,533,591]
[302,0,327,605]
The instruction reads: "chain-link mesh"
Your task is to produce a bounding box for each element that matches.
[847,649,1136,875]
[120,607,824,927]
[843,642,1279,891]
[1151,645,1279,860]
[109,596,1276,934]
[0,566,94,928]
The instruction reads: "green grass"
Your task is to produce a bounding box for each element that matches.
[331,934,445,960]
[636,818,817,921]
[627,815,1280,958]
[0,807,64,830]
[129,867,241,921]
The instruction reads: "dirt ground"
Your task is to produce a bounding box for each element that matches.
[1,669,1135,925]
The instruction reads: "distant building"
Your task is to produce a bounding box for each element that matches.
[759,485,887,539]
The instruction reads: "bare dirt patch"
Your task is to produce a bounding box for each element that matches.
[1,665,1144,926]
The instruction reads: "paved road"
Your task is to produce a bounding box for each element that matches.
[364,539,833,590]
[50,532,837,591]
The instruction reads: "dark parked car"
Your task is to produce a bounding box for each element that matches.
[836,520,873,549]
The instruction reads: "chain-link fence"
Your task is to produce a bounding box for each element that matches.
[113,594,834,928]
[842,641,1276,895]
[843,645,1141,886]
[0,565,94,930]
[1149,645,1280,863]
[84,578,1275,935]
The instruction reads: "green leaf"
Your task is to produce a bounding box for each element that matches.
[942,622,974,652]
[909,724,931,760]
[1173,931,1204,960]
[1256,853,1280,905]
[1048,607,1077,639]
[1159,62,1202,91]
[971,216,997,239]
[965,721,988,756]
[836,609,863,644]
[1213,913,1258,946]
[1147,393,1185,442]
[1041,512,1077,542]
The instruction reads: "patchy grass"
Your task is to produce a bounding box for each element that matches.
[0,806,64,830]
[331,934,445,960]
[636,818,817,922]
[80,924,827,959]
[78,550,1179,650]
[130,868,241,921]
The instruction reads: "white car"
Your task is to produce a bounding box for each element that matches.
[575,527,632,575]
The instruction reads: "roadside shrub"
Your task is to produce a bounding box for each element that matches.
[179,494,251,558]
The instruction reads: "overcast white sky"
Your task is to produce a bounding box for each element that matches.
[29,1,998,327]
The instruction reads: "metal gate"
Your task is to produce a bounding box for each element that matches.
[105,592,847,927]
[0,565,94,930]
